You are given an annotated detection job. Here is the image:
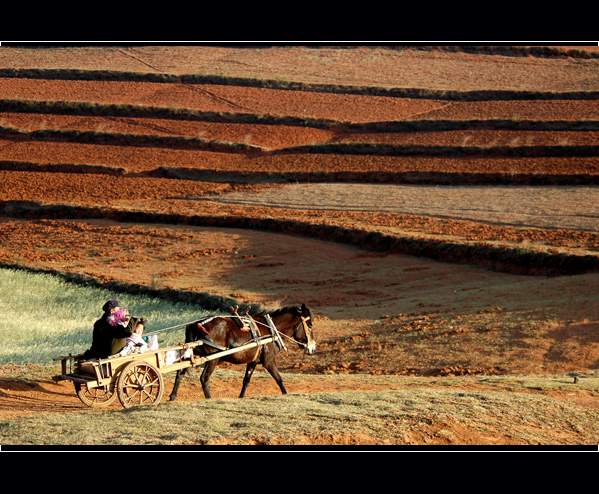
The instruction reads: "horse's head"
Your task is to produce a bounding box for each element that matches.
[291,303,316,355]
[264,304,316,354]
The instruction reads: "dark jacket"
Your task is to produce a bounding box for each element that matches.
[82,315,134,360]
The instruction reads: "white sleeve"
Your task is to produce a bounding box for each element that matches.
[117,341,135,357]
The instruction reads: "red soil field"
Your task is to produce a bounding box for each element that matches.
[1,171,598,253]
[0,78,445,123]
[417,100,599,121]
[3,79,598,124]
[2,46,598,92]
[0,171,263,207]
[334,130,599,146]
[0,112,334,149]
[0,219,517,311]
[3,113,598,149]
[0,139,240,171]
[1,139,598,175]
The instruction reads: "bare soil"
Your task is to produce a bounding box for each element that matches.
[334,130,599,146]
[4,79,599,123]
[0,78,599,122]
[0,369,596,417]
[0,78,446,123]
[0,112,334,149]
[2,140,598,175]
[3,113,599,149]
[416,100,599,121]
[0,171,266,206]
[1,370,597,445]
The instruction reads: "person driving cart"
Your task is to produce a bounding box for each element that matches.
[82,300,137,360]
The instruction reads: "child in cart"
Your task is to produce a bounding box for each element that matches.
[115,315,149,357]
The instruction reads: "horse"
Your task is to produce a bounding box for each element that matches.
[168,303,316,401]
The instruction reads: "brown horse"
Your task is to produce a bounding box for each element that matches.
[168,304,316,401]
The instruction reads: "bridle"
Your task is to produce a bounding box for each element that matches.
[254,314,313,350]
[288,315,314,350]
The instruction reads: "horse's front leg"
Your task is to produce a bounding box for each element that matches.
[169,368,186,401]
[239,361,257,398]
[263,359,288,395]
[200,360,218,399]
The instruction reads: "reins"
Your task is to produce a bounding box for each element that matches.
[143,315,238,337]
[144,314,312,350]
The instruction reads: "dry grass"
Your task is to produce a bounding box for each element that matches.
[204,183,599,232]
[1,46,598,92]
[409,45,599,60]
[1,375,598,445]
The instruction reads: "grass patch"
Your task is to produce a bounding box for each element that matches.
[1,387,597,445]
[0,267,220,364]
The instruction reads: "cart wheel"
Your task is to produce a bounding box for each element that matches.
[75,382,118,408]
[117,361,164,409]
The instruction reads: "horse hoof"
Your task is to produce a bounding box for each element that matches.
[169,395,177,401]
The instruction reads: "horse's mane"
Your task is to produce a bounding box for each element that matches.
[256,305,300,318]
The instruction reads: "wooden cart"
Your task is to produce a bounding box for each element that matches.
[53,315,284,409]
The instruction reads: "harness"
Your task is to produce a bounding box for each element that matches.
[144,313,313,353]
[253,315,313,351]
[197,314,263,359]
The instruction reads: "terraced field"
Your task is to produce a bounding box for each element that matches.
[0,112,334,148]
[1,48,597,267]
[3,113,599,148]
[2,141,599,178]
[2,46,598,91]
[204,183,599,231]
[0,45,598,446]
[332,130,599,146]
[0,78,448,122]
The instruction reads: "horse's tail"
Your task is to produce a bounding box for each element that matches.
[184,322,197,343]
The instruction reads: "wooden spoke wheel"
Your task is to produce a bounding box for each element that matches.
[117,361,164,409]
[75,382,118,408]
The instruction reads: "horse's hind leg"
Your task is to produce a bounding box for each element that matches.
[239,361,257,398]
[200,360,218,399]
[169,368,187,401]
[263,361,288,395]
